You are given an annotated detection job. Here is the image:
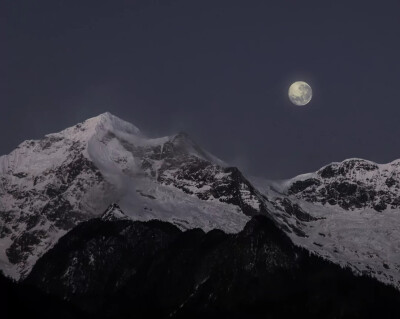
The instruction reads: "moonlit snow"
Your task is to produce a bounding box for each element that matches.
[1,112,400,292]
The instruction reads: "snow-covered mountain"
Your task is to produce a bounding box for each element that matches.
[0,112,267,279]
[1,112,400,291]
[253,158,400,289]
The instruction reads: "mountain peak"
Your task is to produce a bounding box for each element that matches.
[34,112,142,154]
[70,112,141,138]
[317,158,379,178]
[168,131,226,167]
[89,112,141,135]
[101,203,129,221]
[0,111,252,279]
[285,155,400,213]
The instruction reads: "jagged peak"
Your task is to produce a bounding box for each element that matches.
[168,131,226,167]
[52,112,141,140]
[40,113,138,142]
[101,203,129,222]
[87,112,141,135]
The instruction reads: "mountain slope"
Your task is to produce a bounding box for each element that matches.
[2,112,400,292]
[287,158,400,211]
[253,158,400,289]
[26,215,400,318]
[0,113,268,278]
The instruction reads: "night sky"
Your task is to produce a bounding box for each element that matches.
[2,0,400,179]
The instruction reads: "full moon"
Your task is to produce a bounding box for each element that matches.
[288,81,312,106]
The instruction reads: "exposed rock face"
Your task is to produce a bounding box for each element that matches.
[100,203,129,221]
[126,130,267,217]
[26,216,400,318]
[288,159,400,211]
[0,121,109,278]
[2,112,400,295]
[0,113,267,279]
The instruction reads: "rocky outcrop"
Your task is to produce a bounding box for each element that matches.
[288,159,400,211]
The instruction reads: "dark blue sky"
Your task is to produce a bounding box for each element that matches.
[2,0,400,178]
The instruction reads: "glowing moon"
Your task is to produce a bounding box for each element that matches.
[288,81,312,106]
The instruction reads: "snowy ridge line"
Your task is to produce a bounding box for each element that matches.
[252,156,400,290]
[0,113,257,279]
[1,112,400,292]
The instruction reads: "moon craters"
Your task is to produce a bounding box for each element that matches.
[289,81,312,106]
